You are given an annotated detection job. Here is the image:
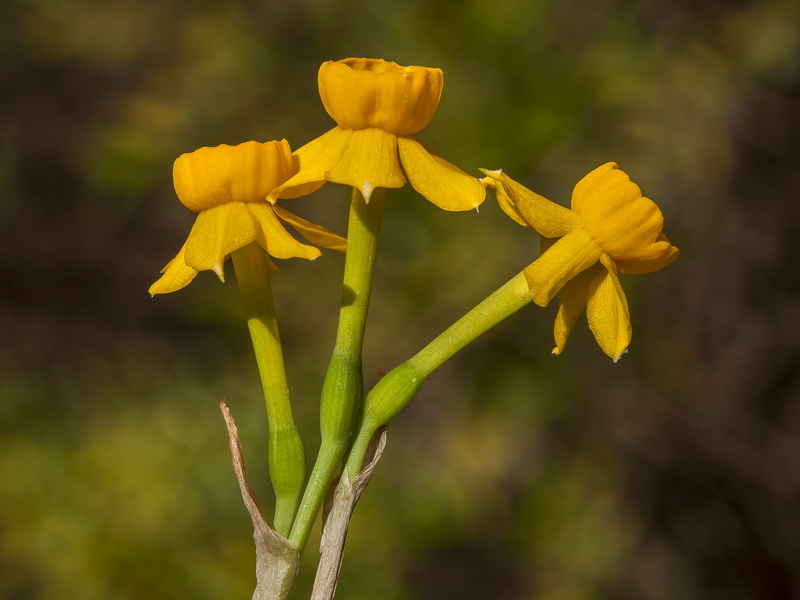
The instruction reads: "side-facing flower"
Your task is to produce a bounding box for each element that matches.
[268,58,485,211]
[482,163,679,361]
[150,139,345,295]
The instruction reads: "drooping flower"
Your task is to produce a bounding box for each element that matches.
[482,163,679,361]
[268,58,485,211]
[149,140,345,295]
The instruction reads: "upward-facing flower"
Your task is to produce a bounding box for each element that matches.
[482,163,679,361]
[268,58,485,211]
[150,139,345,295]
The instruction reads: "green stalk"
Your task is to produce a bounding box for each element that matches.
[232,242,305,537]
[289,187,385,552]
[346,271,533,477]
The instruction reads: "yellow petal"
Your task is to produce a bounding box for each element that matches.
[482,170,528,228]
[397,137,485,211]
[268,128,351,202]
[571,163,667,261]
[184,203,258,278]
[277,179,327,201]
[551,264,601,355]
[617,233,679,274]
[480,169,580,237]
[246,203,321,260]
[149,244,199,295]
[586,256,631,361]
[273,204,347,252]
[523,228,602,307]
[174,140,295,212]
[326,128,406,200]
[318,58,443,135]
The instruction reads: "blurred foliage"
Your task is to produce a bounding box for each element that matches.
[2,0,800,598]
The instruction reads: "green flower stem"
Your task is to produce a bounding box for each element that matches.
[289,187,385,552]
[232,242,305,537]
[346,271,533,478]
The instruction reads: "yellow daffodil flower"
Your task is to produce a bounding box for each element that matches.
[482,162,679,361]
[268,58,485,211]
[149,140,345,295]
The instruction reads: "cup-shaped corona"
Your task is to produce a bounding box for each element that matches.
[174,140,296,213]
[318,58,443,136]
[570,164,674,264]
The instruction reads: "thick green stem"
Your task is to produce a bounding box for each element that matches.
[290,187,385,552]
[346,271,533,478]
[232,243,305,537]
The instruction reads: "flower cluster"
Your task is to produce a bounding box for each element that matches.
[151,57,678,361]
[148,56,682,598]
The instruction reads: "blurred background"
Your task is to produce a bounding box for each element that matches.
[2,0,800,598]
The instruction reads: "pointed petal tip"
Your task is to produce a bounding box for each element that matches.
[148,282,164,297]
[551,347,562,356]
[613,347,629,363]
[362,181,374,202]
[478,169,503,186]
[213,261,225,282]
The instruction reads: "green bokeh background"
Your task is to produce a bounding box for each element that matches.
[3,0,800,598]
